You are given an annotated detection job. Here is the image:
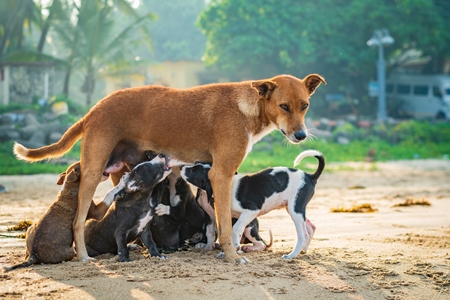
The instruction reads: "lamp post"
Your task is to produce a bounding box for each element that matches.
[367,29,394,122]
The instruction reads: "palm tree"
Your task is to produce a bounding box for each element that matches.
[0,0,40,61]
[51,0,154,106]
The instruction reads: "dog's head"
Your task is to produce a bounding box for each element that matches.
[57,161,81,186]
[179,163,213,201]
[251,74,326,144]
[120,154,172,195]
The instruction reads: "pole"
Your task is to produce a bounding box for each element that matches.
[377,44,387,122]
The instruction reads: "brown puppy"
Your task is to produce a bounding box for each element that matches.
[3,162,108,271]
[13,74,326,262]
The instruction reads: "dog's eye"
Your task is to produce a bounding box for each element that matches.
[280,104,289,112]
[301,104,309,111]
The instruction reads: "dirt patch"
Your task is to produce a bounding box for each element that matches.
[1,159,450,299]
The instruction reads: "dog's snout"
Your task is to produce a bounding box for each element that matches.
[294,131,307,141]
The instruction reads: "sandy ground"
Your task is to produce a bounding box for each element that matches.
[0,159,449,300]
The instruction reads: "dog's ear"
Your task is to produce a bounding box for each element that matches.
[303,74,326,95]
[251,80,278,99]
[125,179,142,193]
[65,167,80,183]
[56,172,66,185]
[114,190,126,201]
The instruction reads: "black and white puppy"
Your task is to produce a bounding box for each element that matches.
[85,155,172,262]
[150,169,212,252]
[180,150,324,259]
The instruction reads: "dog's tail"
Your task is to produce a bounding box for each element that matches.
[293,150,325,183]
[264,229,273,250]
[13,119,84,162]
[3,254,38,272]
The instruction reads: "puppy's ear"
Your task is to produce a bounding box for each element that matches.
[65,168,80,183]
[125,179,142,193]
[114,190,126,201]
[56,172,67,185]
[303,74,326,95]
[251,80,278,99]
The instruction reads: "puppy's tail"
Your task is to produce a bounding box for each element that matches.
[3,254,38,272]
[264,229,273,250]
[13,119,84,162]
[293,150,325,183]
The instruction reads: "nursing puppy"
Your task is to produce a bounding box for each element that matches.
[150,170,212,252]
[181,150,325,259]
[13,74,325,262]
[3,162,109,272]
[85,155,171,262]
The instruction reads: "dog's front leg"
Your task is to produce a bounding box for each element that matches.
[208,166,241,263]
[74,175,103,261]
[115,228,131,262]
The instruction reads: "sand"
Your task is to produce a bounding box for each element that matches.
[0,159,449,299]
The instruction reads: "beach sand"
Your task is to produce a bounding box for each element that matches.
[1,159,449,299]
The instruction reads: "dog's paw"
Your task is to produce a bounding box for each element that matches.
[239,256,250,264]
[127,243,141,251]
[157,255,169,260]
[281,254,295,259]
[155,204,170,216]
[194,242,208,249]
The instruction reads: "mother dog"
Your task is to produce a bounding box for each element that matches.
[13,74,325,262]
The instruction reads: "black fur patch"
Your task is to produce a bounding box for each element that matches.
[294,174,315,218]
[236,169,289,210]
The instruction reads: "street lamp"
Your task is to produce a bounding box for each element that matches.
[367,29,394,122]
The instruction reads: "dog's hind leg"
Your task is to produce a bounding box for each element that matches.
[301,218,316,253]
[73,136,118,261]
[282,211,307,259]
[140,223,168,260]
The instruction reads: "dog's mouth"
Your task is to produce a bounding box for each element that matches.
[163,156,171,172]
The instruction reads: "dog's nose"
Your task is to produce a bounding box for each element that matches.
[158,154,165,158]
[294,131,307,141]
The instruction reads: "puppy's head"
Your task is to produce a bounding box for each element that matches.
[180,163,213,201]
[123,154,172,194]
[251,74,326,144]
[57,161,81,186]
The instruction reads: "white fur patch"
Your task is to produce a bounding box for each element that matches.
[237,97,259,117]
[136,211,153,234]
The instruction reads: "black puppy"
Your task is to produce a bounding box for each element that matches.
[150,170,211,252]
[85,155,172,262]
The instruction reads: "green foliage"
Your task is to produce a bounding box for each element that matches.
[238,121,450,173]
[198,0,450,113]
[0,141,81,175]
[1,121,449,175]
[139,0,206,62]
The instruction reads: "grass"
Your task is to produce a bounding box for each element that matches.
[1,121,450,175]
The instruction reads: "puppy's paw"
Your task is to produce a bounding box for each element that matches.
[127,243,141,251]
[240,256,250,264]
[158,255,169,260]
[281,254,295,259]
[155,204,170,216]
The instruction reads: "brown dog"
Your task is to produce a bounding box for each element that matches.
[3,162,109,271]
[13,74,325,262]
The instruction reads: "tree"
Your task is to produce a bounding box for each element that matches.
[139,0,206,62]
[51,0,154,105]
[0,0,40,61]
[198,0,450,115]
